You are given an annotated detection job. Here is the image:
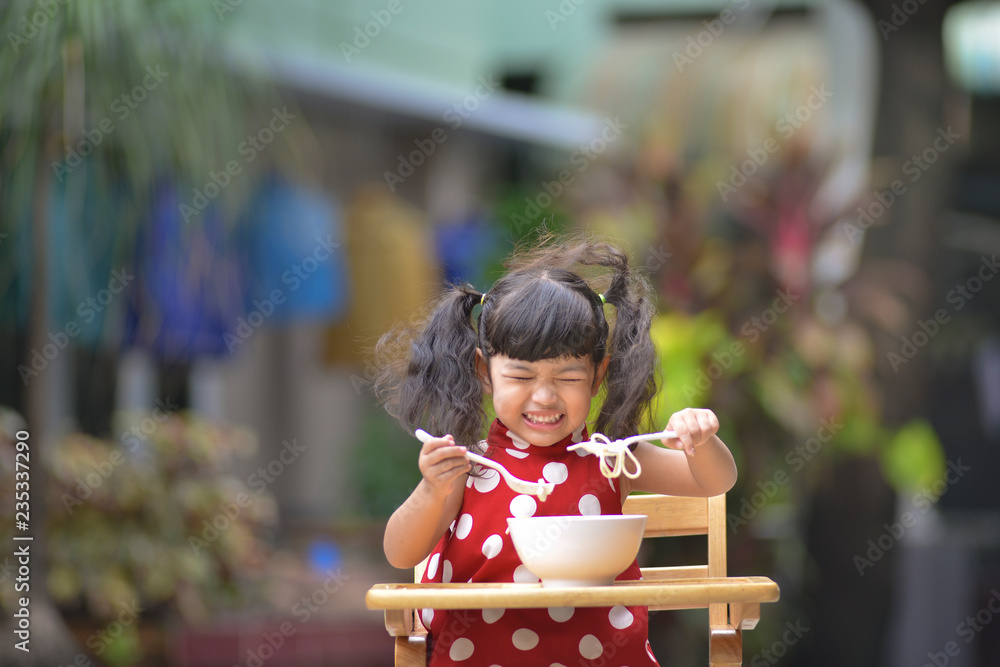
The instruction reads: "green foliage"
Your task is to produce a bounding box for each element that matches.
[880,419,946,493]
[0,410,277,626]
[1,0,258,189]
[351,407,424,518]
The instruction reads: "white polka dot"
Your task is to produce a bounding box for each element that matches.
[509,494,537,518]
[421,608,433,628]
[542,462,569,484]
[609,605,634,629]
[548,606,574,622]
[506,448,529,459]
[449,519,456,534]
[482,608,504,624]
[455,513,473,539]
[513,564,539,583]
[578,494,602,515]
[646,640,656,660]
[508,430,531,449]
[427,553,440,579]
[550,664,568,667]
[579,634,604,659]
[512,628,539,650]
[474,468,500,493]
[449,637,474,660]
[442,560,453,583]
[482,534,503,559]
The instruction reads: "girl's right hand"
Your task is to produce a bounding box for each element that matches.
[418,434,472,496]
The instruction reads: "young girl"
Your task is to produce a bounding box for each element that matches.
[376,236,737,666]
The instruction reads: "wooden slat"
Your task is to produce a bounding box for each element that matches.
[385,609,415,637]
[624,494,709,537]
[709,626,742,667]
[707,494,728,628]
[394,636,427,667]
[640,565,709,581]
[366,577,780,611]
[731,602,761,630]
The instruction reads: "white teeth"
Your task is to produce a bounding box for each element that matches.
[526,414,562,424]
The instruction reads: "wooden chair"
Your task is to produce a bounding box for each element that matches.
[366,493,779,666]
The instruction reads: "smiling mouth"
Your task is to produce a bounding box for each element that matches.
[524,413,564,425]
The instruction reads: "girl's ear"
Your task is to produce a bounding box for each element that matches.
[475,348,493,394]
[591,356,611,397]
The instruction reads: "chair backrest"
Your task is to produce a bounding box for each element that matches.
[622,493,728,622]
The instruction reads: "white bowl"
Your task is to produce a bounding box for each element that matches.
[506,514,646,587]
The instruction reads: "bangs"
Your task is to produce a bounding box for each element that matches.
[482,277,605,362]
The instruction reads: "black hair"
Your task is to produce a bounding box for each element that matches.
[374,233,659,446]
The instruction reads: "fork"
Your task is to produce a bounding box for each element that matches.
[414,429,556,501]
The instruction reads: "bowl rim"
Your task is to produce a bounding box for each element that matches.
[506,514,647,524]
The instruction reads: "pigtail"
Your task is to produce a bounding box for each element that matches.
[595,248,659,439]
[374,284,486,446]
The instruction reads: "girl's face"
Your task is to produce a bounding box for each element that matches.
[477,352,609,448]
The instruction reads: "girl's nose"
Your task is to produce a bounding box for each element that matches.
[532,382,557,404]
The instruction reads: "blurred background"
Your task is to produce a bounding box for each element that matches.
[1,0,999,665]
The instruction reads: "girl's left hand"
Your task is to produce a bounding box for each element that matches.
[661,408,720,456]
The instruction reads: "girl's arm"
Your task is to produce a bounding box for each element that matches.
[622,408,738,499]
[383,434,471,569]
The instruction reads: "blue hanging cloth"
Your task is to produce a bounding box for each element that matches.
[434,213,505,291]
[123,181,246,360]
[1,159,125,347]
[241,176,348,325]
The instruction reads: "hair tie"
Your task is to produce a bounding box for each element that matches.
[598,293,606,305]
[480,293,486,306]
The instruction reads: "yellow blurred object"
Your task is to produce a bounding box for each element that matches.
[324,187,439,364]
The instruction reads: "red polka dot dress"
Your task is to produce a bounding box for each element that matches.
[419,419,660,666]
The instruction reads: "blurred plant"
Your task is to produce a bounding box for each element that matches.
[0,408,278,665]
[1,3,275,660]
